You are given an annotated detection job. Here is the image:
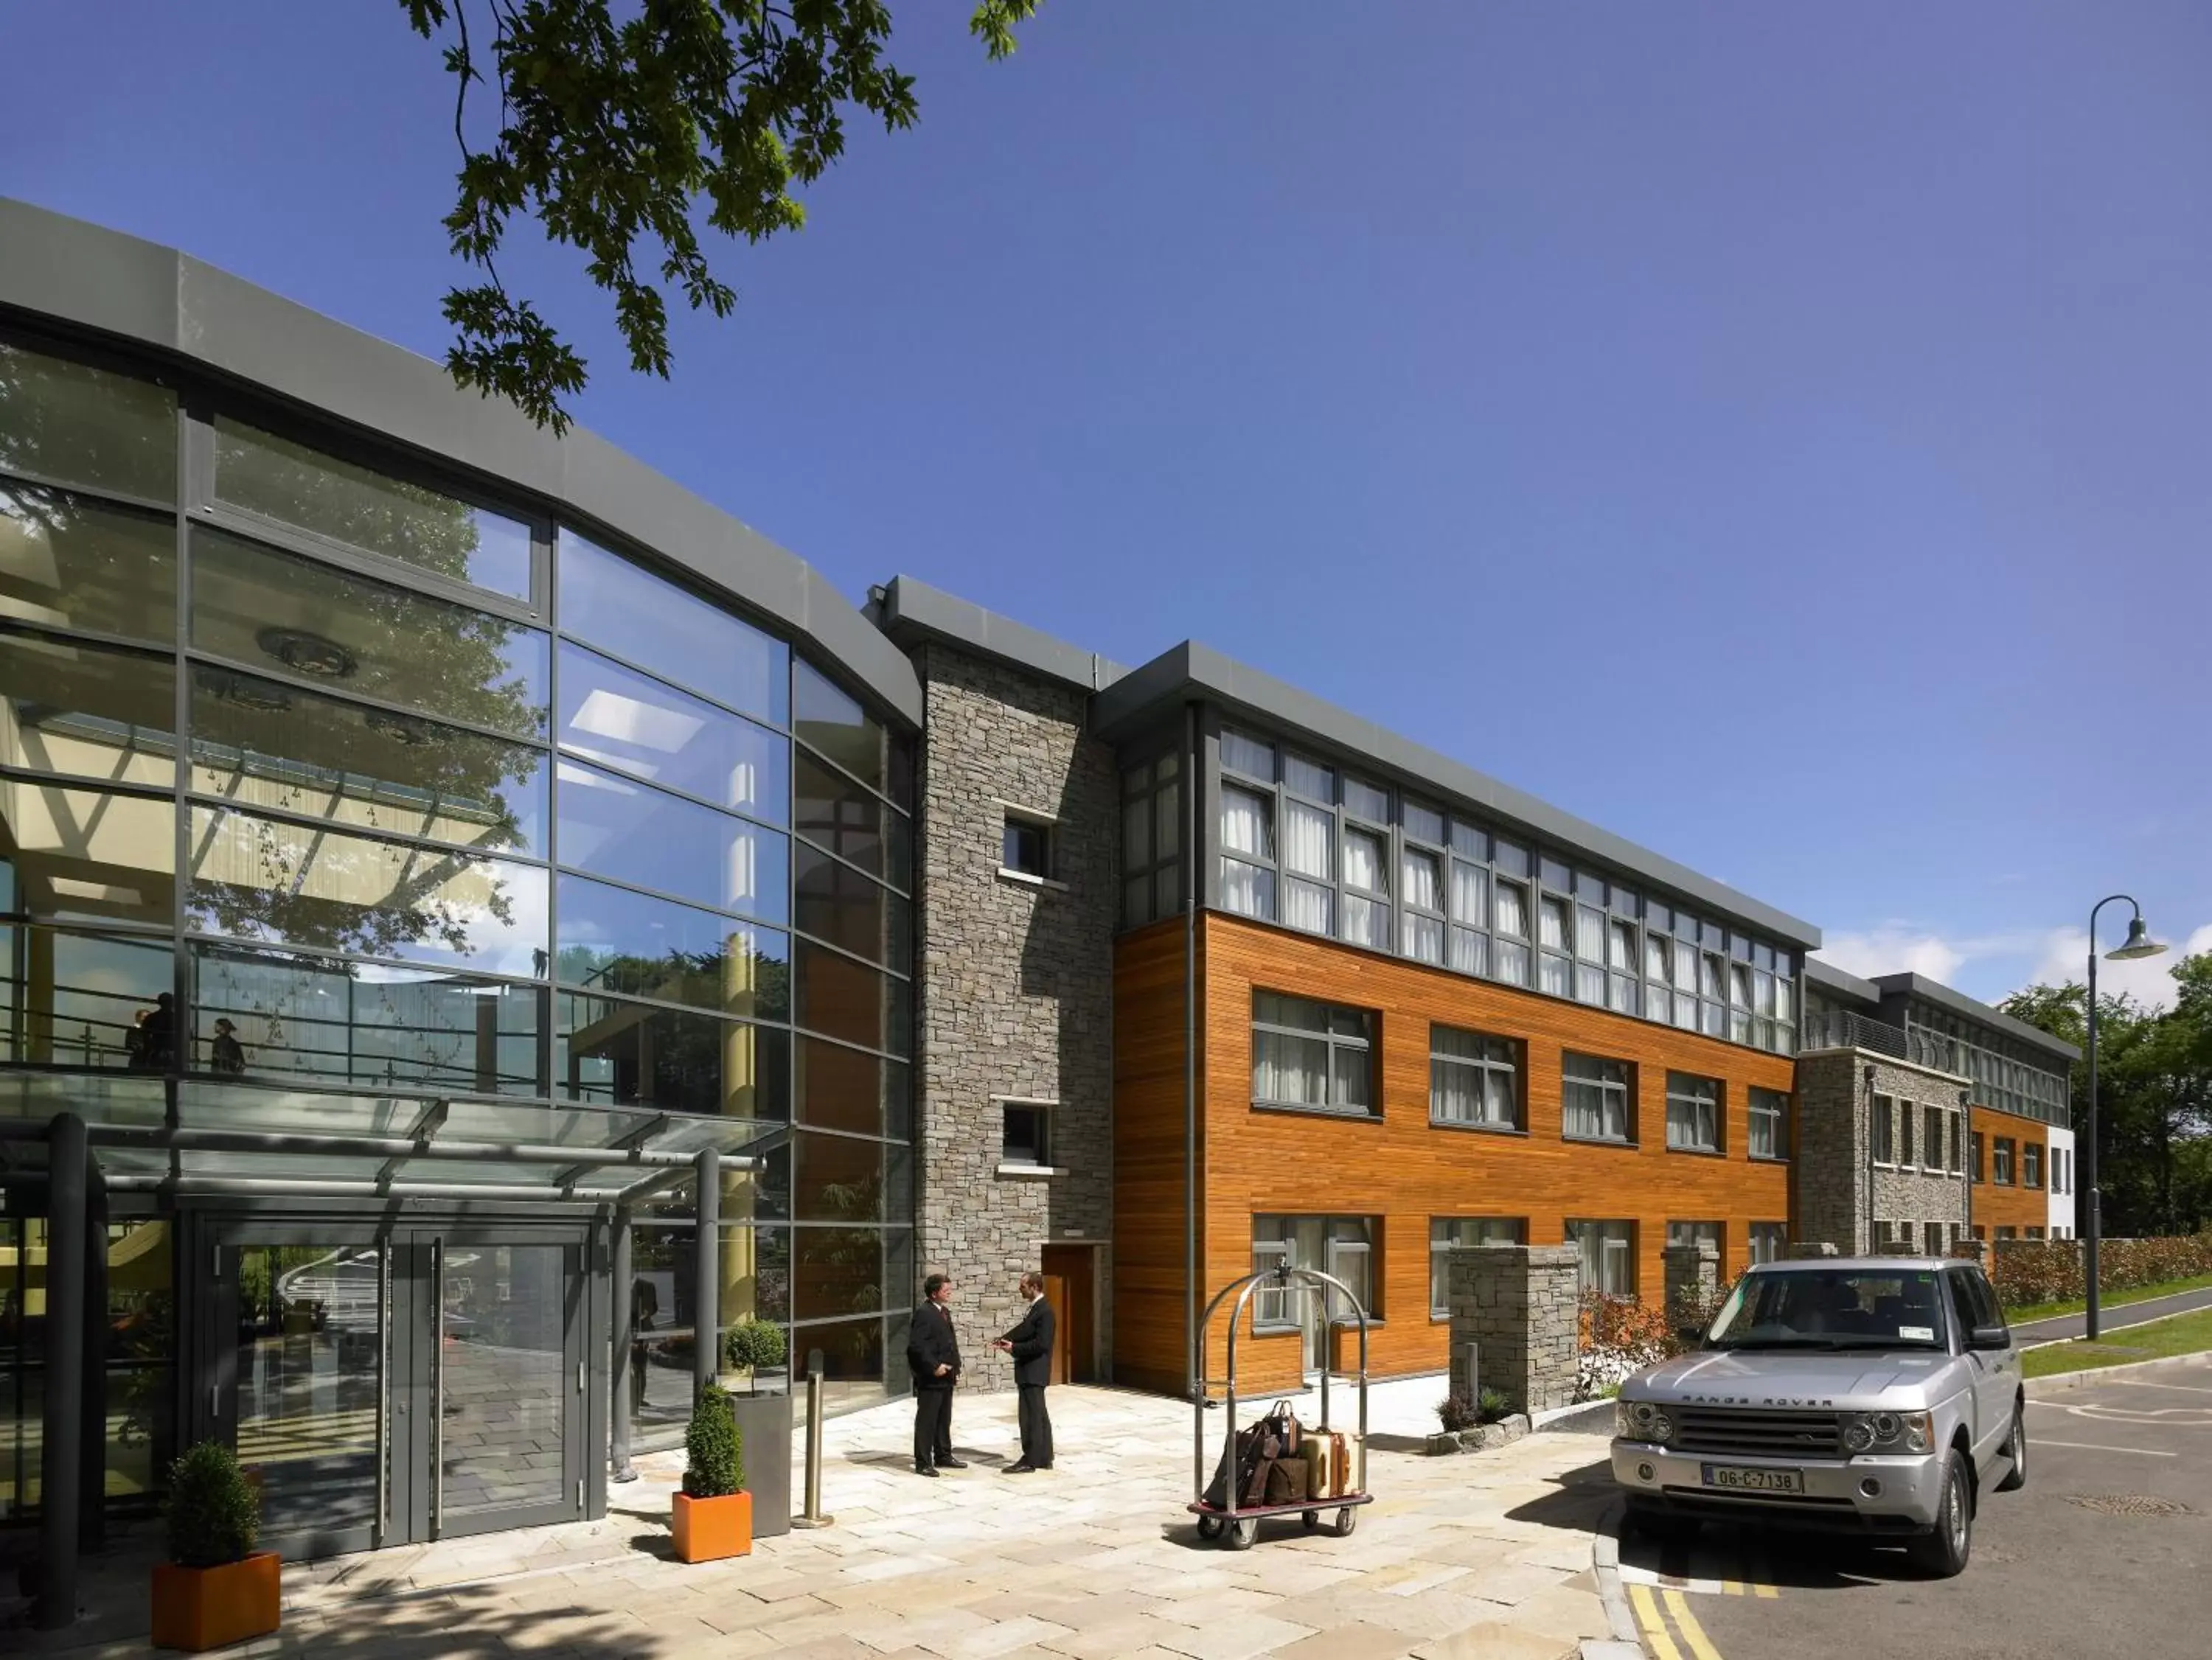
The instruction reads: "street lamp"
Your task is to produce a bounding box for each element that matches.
[2084,897,2166,1342]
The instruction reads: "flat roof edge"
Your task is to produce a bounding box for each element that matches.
[1095,641,1823,949]
[1805,957,1884,1003]
[876,575,1129,692]
[1872,972,2082,1063]
[0,196,922,725]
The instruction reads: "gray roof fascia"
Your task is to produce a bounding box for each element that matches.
[1869,973,2081,1064]
[0,197,921,726]
[876,575,1129,691]
[1804,958,1882,1005]
[1095,641,1822,949]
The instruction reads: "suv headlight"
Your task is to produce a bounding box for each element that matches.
[1840,1410,1934,1454]
[1616,1400,1674,1444]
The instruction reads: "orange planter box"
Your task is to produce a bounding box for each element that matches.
[671,1490,753,1563]
[150,1552,281,1652]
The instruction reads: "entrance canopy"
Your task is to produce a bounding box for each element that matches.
[0,1072,781,1206]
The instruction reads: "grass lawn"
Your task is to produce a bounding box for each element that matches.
[2022,1305,2212,1378]
[2006,1272,2212,1324]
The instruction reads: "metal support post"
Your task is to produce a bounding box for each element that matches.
[38,1112,88,1631]
[79,1164,108,1553]
[611,1210,636,1481]
[790,1348,835,1529]
[693,1147,720,1395]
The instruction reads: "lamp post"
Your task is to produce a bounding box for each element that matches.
[2084,897,2166,1342]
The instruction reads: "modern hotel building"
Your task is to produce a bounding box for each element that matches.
[0,201,2077,1574]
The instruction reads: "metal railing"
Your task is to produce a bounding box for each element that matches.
[1799,1010,1964,1075]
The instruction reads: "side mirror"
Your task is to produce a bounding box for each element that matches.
[1968,1323,2011,1351]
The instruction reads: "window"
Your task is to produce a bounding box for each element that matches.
[1748,1223,1788,1265]
[1002,814,1052,879]
[1430,1026,1520,1129]
[1219,782,1276,918]
[1749,1087,1789,1159]
[1644,933,1672,1025]
[1899,1099,1915,1166]
[1562,1052,1632,1143]
[1728,963,1753,1045]
[1341,826,1388,949]
[1282,796,1333,935]
[1429,1217,1525,1316]
[1872,1094,1895,1164]
[1996,1226,2017,1241]
[1971,1131,1985,1183]
[1924,1106,1947,1171]
[1950,1113,1964,1176]
[1665,1072,1721,1153]
[1666,1221,1721,1252]
[2023,1144,2042,1189]
[2026,1226,2045,1241]
[1493,878,1531,986]
[1538,895,1572,997]
[1924,1221,1945,1256]
[1567,1219,1636,1296]
[1399,844,1443,963]
[1253,1215,1378,1328]
[1001,1102,1050,1167]
[1222,728,1276,779]
[1119,752,1182,930]
[1994,1138,2015,1184]
[1575,903,1606,1005]
[1251,992,1374,1116]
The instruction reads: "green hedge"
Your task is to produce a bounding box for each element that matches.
[1992,1233,2212,1308]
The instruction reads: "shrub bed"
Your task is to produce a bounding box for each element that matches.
[1992,1233,2212,1309]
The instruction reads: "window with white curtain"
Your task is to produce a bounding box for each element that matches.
[1749,1087,1789,1159]
[1568,1219,1636,1296]
[1220,782,1276,919]
[1539,895,1571,996]
[1430,1025,1518,1129]
[1729,963,1753,1045]
[1400,845,1442,962]
[1251,991,1374,1116]
[1666,1072,1721,1152]
[1562,1052,1632,1142]
[1281,797,1333,935]
[1343,776,1389,822]
[1342,826,1388,949]
[1748,1223,1787,1264]
[1222,728,1275,780]
[1284,750,1333,801]
[1574,903,1606,1004]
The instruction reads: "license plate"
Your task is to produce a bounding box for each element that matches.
[1700,1464,1804,1493]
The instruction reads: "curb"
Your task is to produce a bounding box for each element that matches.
[1581,1493,1644,1660]
[2025,1347,2211,1398]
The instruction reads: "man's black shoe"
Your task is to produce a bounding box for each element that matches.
[938,1457,970,1470]
[914,1464,940,1477]
[1004,1462,1037,1475]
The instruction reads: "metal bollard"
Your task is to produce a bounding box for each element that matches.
[789,1348,835,1530]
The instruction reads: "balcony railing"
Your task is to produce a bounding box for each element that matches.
[1800,1009,1964,1075]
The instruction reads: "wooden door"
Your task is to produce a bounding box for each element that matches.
[1040,1274,1071,1385]
[1039,1245,1095,1384]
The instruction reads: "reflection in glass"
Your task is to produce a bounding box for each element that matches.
[793,1313,891,1416]
[554,873,790,1019]
[793,660,884,794]
[234,1244,383,1538]
[212,417,532,599]
[793,941,908,1055]
[105,1219,177,1504]
[556,530,787,725]
[554,758,787,923]
[795,1035,908,1139]
[793,843,908,968]
[0,483,176,644]
[794,749,911,890]
[0,343,178,501]
[186,803,549,975]
[626,1223,698,1451]
[190,528,548,737]
[796,1133,885,1224]
[191,664,545,856]
[0,924,173,1068]
[795,1227,883,1322]
[1,780,175,925]
[556,991,789,1118]
[439,1244,567,1518]
[192,944,544,1094]
[0,630,175,787]
[556,642,786,823]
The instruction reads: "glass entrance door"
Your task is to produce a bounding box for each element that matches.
[215,1224,587,1558]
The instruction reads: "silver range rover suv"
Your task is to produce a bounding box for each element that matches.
[1610,1257,2025,1577]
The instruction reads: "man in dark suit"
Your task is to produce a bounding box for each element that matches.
[992,1271,1056,1473]
[905,1273,964,1476]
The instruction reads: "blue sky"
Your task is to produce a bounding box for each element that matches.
[6,2,2206,1005]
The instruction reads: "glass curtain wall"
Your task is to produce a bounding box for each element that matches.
[0,335,919,1453]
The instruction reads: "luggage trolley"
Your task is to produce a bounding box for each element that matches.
[1188,1262,1374,1549]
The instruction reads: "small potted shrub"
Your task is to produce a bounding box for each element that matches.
[721,1317,794,1539]
[724,1316,789,1394]
[670,1386,751,1563]
[151,1442,279,1651]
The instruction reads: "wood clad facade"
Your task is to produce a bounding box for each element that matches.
[1971,1105,2054,1236]
[1113,910,1798,1397]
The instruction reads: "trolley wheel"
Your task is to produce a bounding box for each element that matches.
[1194,1514,1224,1541]
[1334,1506,1359,1538]
[1302,1510,1321,1531]
[1225,1516,1259,1551]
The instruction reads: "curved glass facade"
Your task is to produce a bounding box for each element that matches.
[0,333,918,1465]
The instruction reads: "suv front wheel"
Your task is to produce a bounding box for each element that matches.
[1907,1449,1973,1577]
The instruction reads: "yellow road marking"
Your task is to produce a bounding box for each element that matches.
[1664,1588,1726,1660]
[1753,1579,1778,1600]
[1630,1582,1686,1660]
[1719,1578,1744,1596]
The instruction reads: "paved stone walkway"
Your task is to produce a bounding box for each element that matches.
[33,1385,1616,1659]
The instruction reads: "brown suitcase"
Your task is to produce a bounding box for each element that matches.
[1264,1459,1310,1504]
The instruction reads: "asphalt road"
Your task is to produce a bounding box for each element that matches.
[1617,1363,2212,1660]
[2008,1283,2212,1345]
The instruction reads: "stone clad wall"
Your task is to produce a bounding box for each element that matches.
[1793,1049,1970,1254]
[1444,1244,1579,1415]
[1663,1241,1720,1322]
[912,643,1118,1391]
